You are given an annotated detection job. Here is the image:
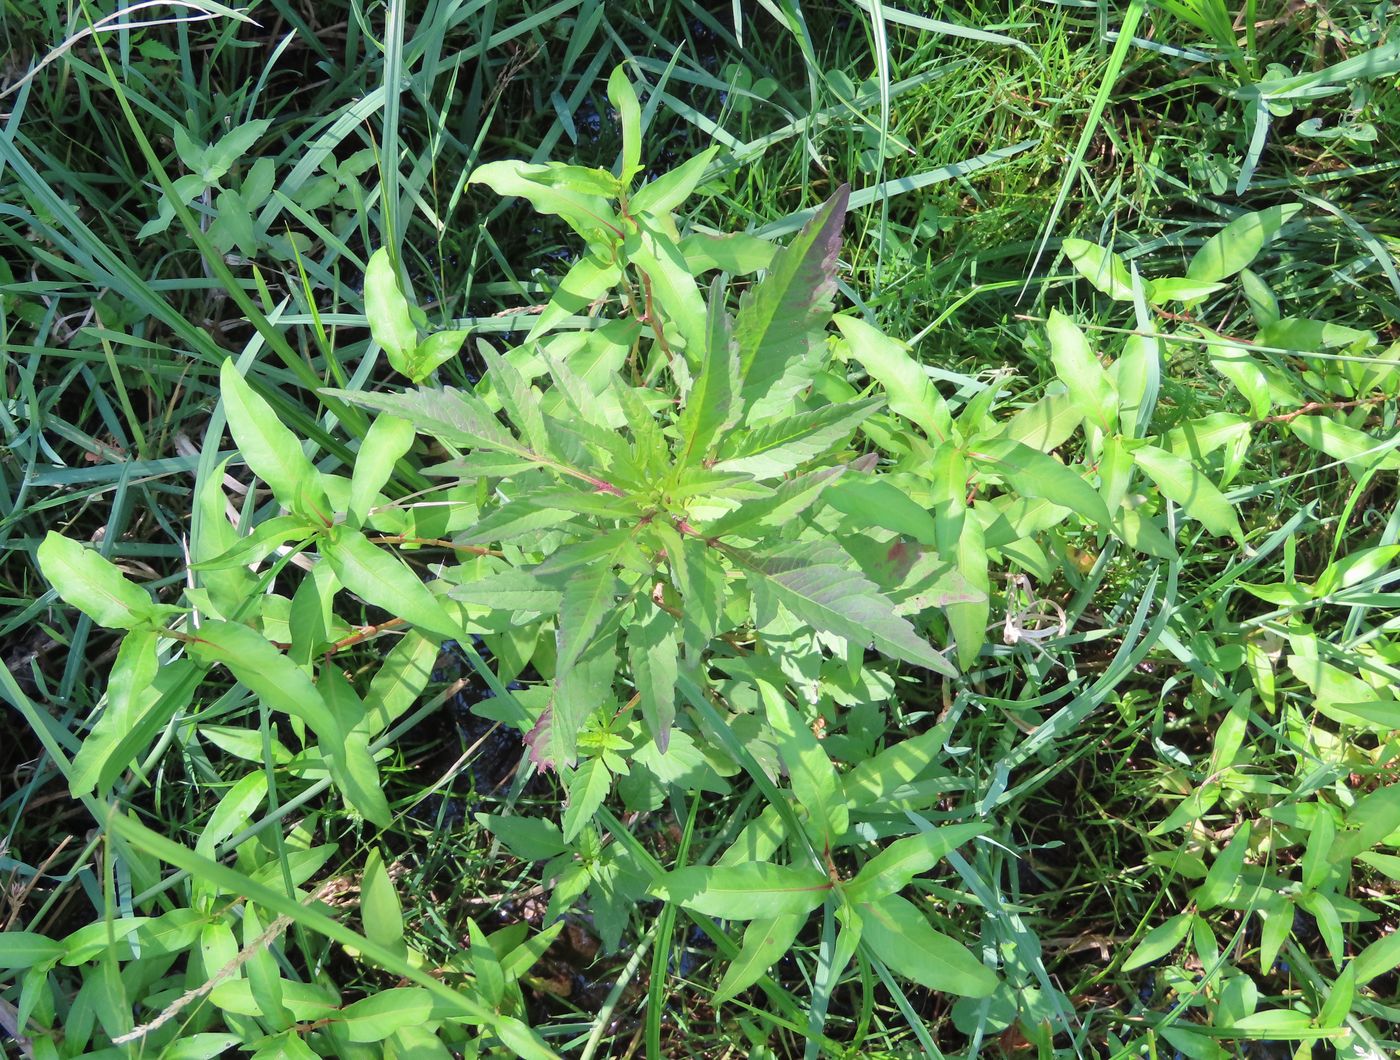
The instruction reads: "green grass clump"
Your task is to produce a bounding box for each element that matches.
[3,2,1399,1058]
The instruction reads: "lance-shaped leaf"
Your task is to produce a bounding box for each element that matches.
[859,894,996,997]
[714,397,881,478]
[38,532,171,630]
[629,605,679,751]
[845,823,987,904]
[734,185,849,416]
[322,525,460,641]
[1046,310,1118,435]
[555,562,621,672]
[676,275,741,468]
[713,914,806,1005]
[1132,444,1244,542]
[835,314,948,441]
[705,464,848,540]
[726,539,956,676]
[628,219,708,357]
[326,386,613,493]
[187,620,340,742]
[469,160,622,240]
[969,437,1113,526]
[450,569,563,613]
[652,862,831,920]
[221,361,325,515]
[363,249,417,372]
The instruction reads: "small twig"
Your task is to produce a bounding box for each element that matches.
[112,878,350,1045]
[1256,396,1389,425]
[365,534,501,557]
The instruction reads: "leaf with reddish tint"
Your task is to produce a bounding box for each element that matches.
[734,186,849,418]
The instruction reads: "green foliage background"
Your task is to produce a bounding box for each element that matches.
[2,1,1400,1057]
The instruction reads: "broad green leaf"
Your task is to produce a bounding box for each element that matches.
[220,360,325,515]
[1354,927,1400,985]
[562,757,611,842]
[631,146,721,217]
[325,386,511,451]
[410,329,468,382]
[289,560,340,665]
[1224,1010,1315,1035]
[1257,316,1375,352]
[468,918,506,1007]
[1062,238,1133,300]
[469,159,621,240]
[527,253,620,340]
[38,531,166,629]
[1194,823,1251,911]
[761,687,848,844]
[1123,912,1193,971]
[704,464,846,540]
[450,569,563,613]
[734,186,848,416]
[999,385,1083,451]
[1331,777,1400,864]
[629,605,678,750]
[187,619,340,741]
[476,813,568,861]
[665,530,725,655]
[823,477,938,543]
[323,525,457,640]
[204,118,272,177]
[1145,277,1227,303]
[970,438,1112,526]
[628,219,708,356]
[653,862,830,920]
[1240,267,1280,327]
[337,989,434,1043]
[1046,311,1117,434]
[1211,347,1272,418]
[191,513,311,571]
[361,849,405,954]
[82,659,198,796]
[935,499,990,670]
[1186,205,1303,282]
[337,729,391,828]
[1286,653,1397,730]
[1289,415,1400,471]
[548,636,618,770]
[194,772,268,859]
[194,457,257,611]
[364,248,418,369]
[713,914,805,1005]
[678,229,775,274]
[554,561,621,670]
[607,65,643,183]
[1132,444,1243,541]
[834,314,948,441]
[843,721,951,808]
[328,386,610,491]
[242,903,292,1029]
[456,498,575,547]
[714,397,882,478]
[728,539,956,676]
[846,823,987,905]
[349,414,415,525]
[859,894,996,997]
[0,932,63,970]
